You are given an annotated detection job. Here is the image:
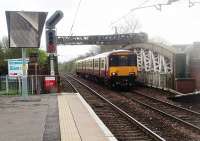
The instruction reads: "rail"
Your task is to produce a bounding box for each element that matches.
[125,90,200,132]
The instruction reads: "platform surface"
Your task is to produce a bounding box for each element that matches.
[0,93,116,141]
[58,93,117,141]
[0,95,51,141]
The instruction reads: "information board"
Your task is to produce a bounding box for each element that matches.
[8,58,29,77]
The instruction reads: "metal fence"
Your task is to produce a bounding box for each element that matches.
[0,75,59,96]
[137,72,173,90]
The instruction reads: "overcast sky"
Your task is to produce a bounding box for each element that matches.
[0,0,200,62]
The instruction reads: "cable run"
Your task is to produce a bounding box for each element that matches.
[69,0,82,36]
[109,0,150,27]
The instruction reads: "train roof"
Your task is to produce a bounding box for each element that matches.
[75,49,131,63]
[93,49,130,58]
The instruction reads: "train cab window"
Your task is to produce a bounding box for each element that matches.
[109,54,137,66]
[128,54,137,66]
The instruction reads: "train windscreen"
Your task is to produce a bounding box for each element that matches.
[109,54,137,66]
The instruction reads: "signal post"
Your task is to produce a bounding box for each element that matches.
[46,11,63,75]
[45,11,63,92]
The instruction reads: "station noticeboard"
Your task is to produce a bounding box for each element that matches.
[8,58,29,77]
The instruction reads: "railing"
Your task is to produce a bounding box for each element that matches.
[137,72,173,90]
[0,75,60,96]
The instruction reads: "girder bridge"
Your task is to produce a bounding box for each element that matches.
[56,33,148,45]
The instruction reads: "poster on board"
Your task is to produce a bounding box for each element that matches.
[8,58,29,77]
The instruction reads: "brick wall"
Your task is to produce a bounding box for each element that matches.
[189,43,200,90]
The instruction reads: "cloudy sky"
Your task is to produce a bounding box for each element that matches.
[0,0,200,62]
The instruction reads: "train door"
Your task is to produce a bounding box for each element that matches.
[98,58,101,78]
[81,62,83,74]
[105,56,109,77]
[92,59,94,76]
[94,59,98,76]
[84,61,86,73]
[100,58,105,77]
[103,58,107,77]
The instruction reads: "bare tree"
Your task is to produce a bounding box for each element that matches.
[112,15,142,34]
[1,36,9,48]
[149,36,171,46]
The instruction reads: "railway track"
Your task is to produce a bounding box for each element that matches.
[64,74,165,141]
[126,90,200,132]
[134,87,200,113]
[60,75,76,93]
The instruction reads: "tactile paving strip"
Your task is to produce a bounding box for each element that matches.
[58,95,82,141]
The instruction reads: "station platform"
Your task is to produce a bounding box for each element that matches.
[58,93,117,141]
[0,93,117,141]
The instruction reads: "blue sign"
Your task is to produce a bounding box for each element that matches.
[8,58,29,77]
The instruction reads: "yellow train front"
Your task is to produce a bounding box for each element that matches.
[75,50,137,89]
[106,50,137,88]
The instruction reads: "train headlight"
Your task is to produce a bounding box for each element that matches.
[111,72,117,76]
[129,72,135,76]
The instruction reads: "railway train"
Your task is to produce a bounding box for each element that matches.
[75,50,138,88]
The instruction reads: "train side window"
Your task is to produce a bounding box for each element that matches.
[87,62,89,68]
[95,60,98,68]
[84,61,86,68]
[97,60,99,67]
[101,60,105,68]
[90,61,92,67]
